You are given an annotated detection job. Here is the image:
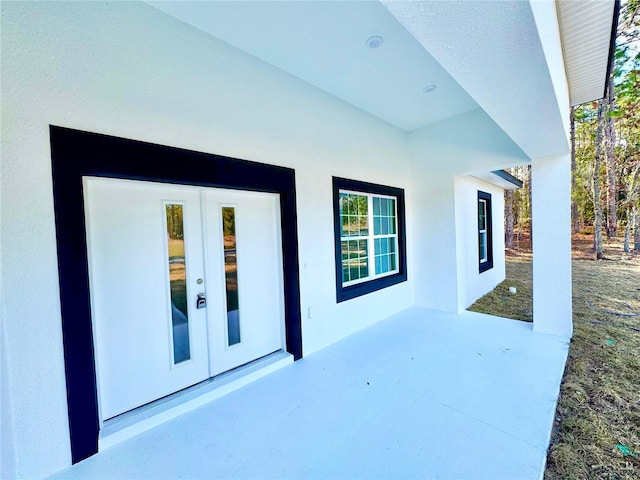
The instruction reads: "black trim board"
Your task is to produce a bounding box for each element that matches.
[332,177,407,302]
[491,169,523,189]
[603,0,621,100]
[478,190,494,273]
[50,126,302,464]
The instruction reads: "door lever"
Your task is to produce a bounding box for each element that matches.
[196,292,207,309]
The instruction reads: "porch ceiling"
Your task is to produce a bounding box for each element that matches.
[147,0,480,131]
[148,1,615,161]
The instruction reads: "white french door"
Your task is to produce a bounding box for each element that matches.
[84,178,284,421]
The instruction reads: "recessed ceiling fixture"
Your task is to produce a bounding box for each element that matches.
[423,84,438,93]
[366,35,384,49]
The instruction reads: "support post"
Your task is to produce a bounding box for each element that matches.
[531,155,573,338]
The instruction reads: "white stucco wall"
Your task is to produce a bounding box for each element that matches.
[454,177,506,311]
[1,3,414,477]
[531,155,573,338]
[408,109,527,313]
[529,0,571,145]
[1,321,16,480]
[409,171,459,311]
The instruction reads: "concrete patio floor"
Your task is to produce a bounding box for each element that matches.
[50,306,569,480]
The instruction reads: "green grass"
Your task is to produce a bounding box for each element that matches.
[547,257,640,480]
[468,256,533,322]
[469,244,640,479]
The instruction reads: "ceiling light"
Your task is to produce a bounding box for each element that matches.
[423,85,438,93]
[366,35,384,49]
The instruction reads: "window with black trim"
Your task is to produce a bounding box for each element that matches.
[478,191,493,273]
[333,177,407,302]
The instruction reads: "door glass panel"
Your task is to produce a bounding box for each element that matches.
[165,203,191,364]
[222,207,241,346]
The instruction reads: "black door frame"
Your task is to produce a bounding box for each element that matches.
[50,126,303,463]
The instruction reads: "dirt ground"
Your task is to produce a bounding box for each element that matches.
[468,232,640,480]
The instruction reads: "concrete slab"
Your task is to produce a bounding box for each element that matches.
[49,306,568,479]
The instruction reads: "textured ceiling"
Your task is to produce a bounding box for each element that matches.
[381,0,571,158]
[148,0,478,132]
[148,0,616,160]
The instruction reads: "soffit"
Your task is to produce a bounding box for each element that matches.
[556,0,617,106]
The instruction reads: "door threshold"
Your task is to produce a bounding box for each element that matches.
[99,350,293,450]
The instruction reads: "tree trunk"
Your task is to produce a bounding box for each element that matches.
[635,206,640,252]
[570,106,580,233]
[594,100,605,259]
[527,164,532,248]
[604,75,618,238]
[624,209,631,253]
[505,189,514,249]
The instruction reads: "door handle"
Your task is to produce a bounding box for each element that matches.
[196,292,207,309]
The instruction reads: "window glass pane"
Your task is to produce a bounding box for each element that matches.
[357,196,368,235]
[342,267,349,283]
[222,207,241,346]
[478,200,486,231]
[358,239,368,259]
[340,193,368,237]
[479,232,487,262]
[390,199,396,233]
[358,196,368,216]
[372,196,397,238]
[343,194,351,215]
[359,215,368,236]
[359,262,368,278]
[342,239,369,283]
[166,204,190,364]
[390,253,396,271]
[373,197,380,215]
[346,215,359,237]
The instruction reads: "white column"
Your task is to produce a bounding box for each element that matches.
[531,154,573,338]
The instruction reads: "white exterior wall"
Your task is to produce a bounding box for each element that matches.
[408,109,527,313]
[528,1,573,338]
[529,0,571,145]
[531,155,573,338]
[0,3,414,477]
[454,177,506,311]
[410,171,459,311]
[1,322,16,480]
